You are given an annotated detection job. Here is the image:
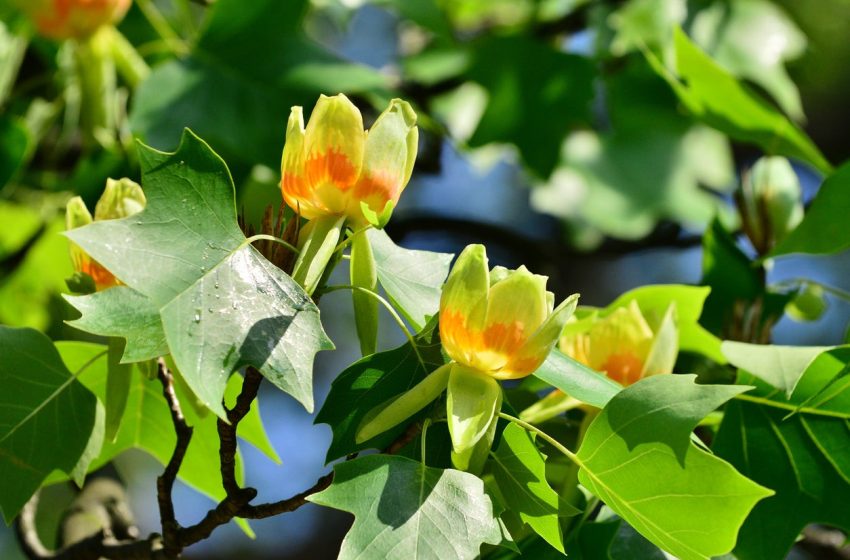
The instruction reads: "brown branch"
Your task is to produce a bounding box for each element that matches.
[15,493,166,560]
[217,367,263,495]
[155,358,193,557]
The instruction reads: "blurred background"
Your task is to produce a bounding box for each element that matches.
[1,0,849,557]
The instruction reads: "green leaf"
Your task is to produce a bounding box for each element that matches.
[785,283,827,322]
[722,341,833,397]
[65,287,170,363]
[309,455,502,559]
[467,36,595,177]
[350,230,379,356]
[0,327,98,523]
[691,0,806,121]
[648,28,830,174]
[532,349,621,409]
[52,342,279,531]
[714,398,850,560]
[66,130,333,418]
[490,423,579,552]
[366,229,453,331]
[105,338,132,442]
[770,162,850,257]
[315,323,445,462]
[0,201,40,261]
[0,218,74,330]
[605,284,723,362]
[575,374,773,560]
[0,115,27,189]
[129,0,386,168]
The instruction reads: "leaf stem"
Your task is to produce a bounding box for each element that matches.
[497,412,582,466]
[321,284,426,370]
[134,0,189,56]
[244,234,300,255]
[334,225,373,254]
[734,392,850,419]
[420,418,431,466]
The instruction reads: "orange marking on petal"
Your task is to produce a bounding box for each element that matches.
[440,309,482,353]
[481,321,528,358]
[505,355,546,377]
[80,258,119,291]
[353,170,399,206]
[600,353,644,386]
[305,149,358,192]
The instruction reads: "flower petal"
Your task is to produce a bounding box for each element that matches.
[94,178,145,220]
[477,267,548,372]
[497,293,580,379]
[352,99,418,218]
[587,300,654,386]
[641,303,678,377]
[447,364,501,454]
[303,94,364,199]
[439,244,489,366]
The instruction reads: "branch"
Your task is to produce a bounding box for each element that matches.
[217,367,263,495]
[155,358,193,557]
[15,493,166,560]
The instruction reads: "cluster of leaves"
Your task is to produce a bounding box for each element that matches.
[2,0,850,559]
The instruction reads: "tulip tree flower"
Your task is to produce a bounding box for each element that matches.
[560,300,678,386]
[356,244,579,472]
[17,0,132,40]
[281,94,418,356]
[66,178,145,292]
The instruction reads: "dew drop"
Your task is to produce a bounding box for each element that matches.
[193,311,201,323]
[207,307,214,313]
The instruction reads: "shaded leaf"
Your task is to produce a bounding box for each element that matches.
[65,286,169,363]
[367,229,453,331]
[309,455,502,560]
[316,323,444,462]
[770,162,850,257]
[0,327,98,523]
[490,423,578,552]
[66,130,333,418]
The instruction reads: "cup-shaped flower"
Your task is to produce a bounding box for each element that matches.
[440,244,580,380]
[560,300,678,386]
[66,178,145,291]
[17,0,132,40]
[281,94,418,227]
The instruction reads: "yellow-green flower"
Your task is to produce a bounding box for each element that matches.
[66,177,145,291]
[18,0,132,40]
[281,94,418,227]
[357,244,579,472]
[440,245,579,380]
[561,300,678,386]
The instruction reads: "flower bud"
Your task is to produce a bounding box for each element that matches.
[66,178,145,291]
[281,94,418,227]
[18,0,132,40]
[738,156,804,254]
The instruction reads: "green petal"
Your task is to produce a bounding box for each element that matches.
[447,364,501,454]
[356,363,451,444]
[499,293,580,379]
[641,303,678,377]
[439,244,489,366]
[93,178,146,221]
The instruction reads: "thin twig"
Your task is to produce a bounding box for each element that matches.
[155,358,193,557]
[217,367,263,495]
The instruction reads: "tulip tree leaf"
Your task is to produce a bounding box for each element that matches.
[714,397,850,560]
[533,349,621,409]
[0,327,98,523]
[367,229,453,332]
[130,0,386,168]
[316,323,445,462]
[770,162,850,258]
[467,35,594,177]
[66,130,333,419]
[491,423,578,552]
[309,455,502,560]
[648,28,830,174]
[722,341,834,397]
[575,374,773,560]
[51,342,279,532]
[65,287,170,363]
